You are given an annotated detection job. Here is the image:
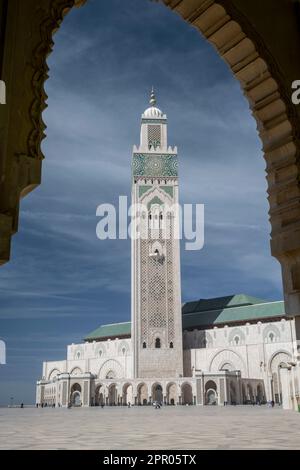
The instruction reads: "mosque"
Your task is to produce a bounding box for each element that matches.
[36,91,298,410]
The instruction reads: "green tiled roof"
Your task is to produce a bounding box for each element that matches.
[182,301,285,329]
[182,294,265,314]
[84,295,286,341]
[85,322,131,341]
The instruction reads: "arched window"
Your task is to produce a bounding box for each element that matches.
[170,342,173,349]
[76,351,81,359]
[155,338,161,349]
[122,347,126,355]
[99,350,103,357]
[269,332,275,342]
[143,342,147,349]
[234,336,240,346]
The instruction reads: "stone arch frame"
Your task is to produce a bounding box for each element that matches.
[181,381,193,405]
[137,382,148,405]
[149,330,164,349]
[268,349,292,373]
[94,383,105,406]
[268,350,292,402]
[151,382,163,403]
[48,368,61,380]
[228,328,245,346]
[209,348,246,376]
[1,0,300,315]
[219,360,235,371]
[122,382,133,405]
[117,340,130,356]
[263,324,281,343]
[204,379,218,405]
[107,382,118,406]
[70,382,82,406]
[166,381,177,405]
[70,366,83,375]
[98,359,123,379]
[95,343,106,358]
[73,346,84,360]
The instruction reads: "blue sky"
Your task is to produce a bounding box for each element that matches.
[0,0,283,405]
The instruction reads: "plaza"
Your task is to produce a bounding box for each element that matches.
[0,406,299,450]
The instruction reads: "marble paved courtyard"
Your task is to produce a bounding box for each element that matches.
[0,405,300,450]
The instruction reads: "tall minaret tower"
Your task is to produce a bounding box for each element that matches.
[131,89,183,379]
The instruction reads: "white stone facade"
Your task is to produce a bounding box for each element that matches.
[36,316,298,408]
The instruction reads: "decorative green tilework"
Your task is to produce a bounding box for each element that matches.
[139,186,152,197]
[160,186,173,198]
[132,154,178,177]
[141,119,166,124]
[147,196,164,209]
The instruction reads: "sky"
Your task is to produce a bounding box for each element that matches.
[0,0,283,405]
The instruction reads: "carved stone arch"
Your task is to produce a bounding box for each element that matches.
[219,361,235,372]
[140,185,174,209]
[137,382,148,405]
[70,366,83,375]
[118,340,130,356]
[73,345,84,360]
[228,327,246,346]
[209,349,246,376]
[181,381,193,405]
[268,350,292,373]
[263,324,281,343]
[98,359,123,379]
[48,368,61,380]
[166,382,177,404]
[95,343,106,358]
[149,330,164,349]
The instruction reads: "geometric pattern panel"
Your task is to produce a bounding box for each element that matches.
[132,153,178,177]
[209,349,246,376]
[98,359,124,379]
[140,220,175,346]
[148,125,161,149]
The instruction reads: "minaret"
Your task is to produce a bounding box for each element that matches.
[131,89,183,378]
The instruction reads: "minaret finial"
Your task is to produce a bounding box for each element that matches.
[149,87,156,106]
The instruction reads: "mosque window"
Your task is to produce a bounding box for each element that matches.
[269,332,275,342]
[142,342,147,349]
[76,351,81,359]
[234,336,240,346]
[99,350,103,357]
[122,347,126,355]
[155,338,161,349]
[170,342,173,348]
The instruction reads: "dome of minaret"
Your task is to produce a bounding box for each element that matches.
[143,88,164,118]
